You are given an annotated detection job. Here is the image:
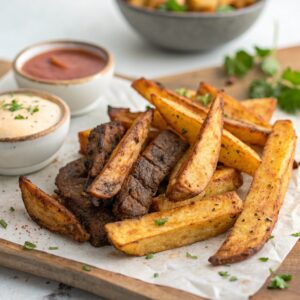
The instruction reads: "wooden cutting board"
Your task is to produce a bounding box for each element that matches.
[1,46,300,300]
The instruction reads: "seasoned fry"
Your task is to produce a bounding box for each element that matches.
[187,0,218,12]
[150,93,261,175]
[78,129,91,155]
[242,98,277,123]
[167,94,223,201]
[108,106,141,129]
[153,168,243,211]
[106,191,243,256]
[198,82,271,128]
[88,110,153,199]
[19,176,90,242]
[209,120,297,265]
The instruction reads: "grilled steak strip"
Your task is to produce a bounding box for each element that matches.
[85,122,126,178]
[55,158,115,247]
[113,130,188,219]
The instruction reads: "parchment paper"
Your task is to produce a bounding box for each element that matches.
[0,73,299,300]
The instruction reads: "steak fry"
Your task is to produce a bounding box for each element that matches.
[55,158,115,247]
[113,130,188,219]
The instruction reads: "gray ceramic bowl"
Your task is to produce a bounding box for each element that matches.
[115,0,266,51]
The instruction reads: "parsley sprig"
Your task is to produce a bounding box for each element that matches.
[159,0,187,12]
[268,269,292,289]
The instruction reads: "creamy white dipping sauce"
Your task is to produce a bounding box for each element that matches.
[0,93,62,139]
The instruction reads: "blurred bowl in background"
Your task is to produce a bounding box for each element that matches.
[115,0,266,52]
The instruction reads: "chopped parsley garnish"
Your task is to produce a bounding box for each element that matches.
[217,5,235,13]
[186,252,198,259]
[14,114,26,120]
[259,257,269,262]
[23,241,37,250]
[82,264,91,272]
[27,105,39,115]
[269,235,275,240]
[145,105,152,111]
[291,232,300,237]
[48,246,59,250]
[0,219,8,229]
[218,271,230,278]
[268,269,292,289]
[229,276,238,282]
[176,87,188,97]
[145,253,154,259]
[181,128,188,135]
[154,217,168,226]
[9,207,15,212]
[8,99,24,112]
[153,273,159,278]
[159,0,187,12]
[196,93,213,106]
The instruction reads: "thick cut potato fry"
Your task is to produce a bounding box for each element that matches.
[106,191,243,256]
[153,168,243,211]
[108,106,140,129]
[133,78,271,146]
[150,93,261,175]
[198,82,271,128]
[88,110,153,199]
[78,129,91,155]
[19,177,90,242]
[242,98,277,123]
[209,120,297,265]
[167,94,224,201]
[187,0,218,12]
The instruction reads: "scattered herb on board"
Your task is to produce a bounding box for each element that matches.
[291,232,300,237]
[48,246,59,250]
[268,269,292,289]
[159,0,187,12]
[218,271,230,278]
[82,264,91,272]
[145,253,154,259]
[9,207,15,212]
[229,276,238,282]
[186,252,198,259]
[0,219,8,229]
[269,235,275,240]
[153,273,159,278]
[23,241,36,250]
[154,217,168,226]
[145,105,152,111]
[259,257,269,262]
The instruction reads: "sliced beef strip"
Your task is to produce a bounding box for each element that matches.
[85,122,125,178]
[113,130,188,220]
[55,158,115,247]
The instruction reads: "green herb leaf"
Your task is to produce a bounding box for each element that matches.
[282,68,300,85]
[9,207,15,212]
[145,253,154,259]
[224,50,254,78]
[160,0,187,12]
[181,128,188,135]
[261,56,280,76]
[186,252,198,259]
[153,272,159,278]
[229,276,238,282]
[277,84,300,113]
[23,241,36,250]
[27,105,39,115]
[291,232,300,237]
[255,46,272,58]
[14,114,26,120]
[249,79,274,98]
[196,93,212,107]
[217,5,235,13]
[259,257,269,262]
[269,235,275,240]
[145,105,152,111]
[9,99,23,112]
[0,219,7,229]
[48,246,59,250]
[82,264,91,272]
[154,217,168,226]
[218,271,230,278]
[268,274,292,289]
[176,88,188,97]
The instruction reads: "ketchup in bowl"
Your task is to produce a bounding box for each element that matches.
[22,48,107,81]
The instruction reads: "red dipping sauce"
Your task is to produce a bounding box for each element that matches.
[22,48,107,81]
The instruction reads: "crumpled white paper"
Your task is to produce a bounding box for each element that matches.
[0,73,299,300]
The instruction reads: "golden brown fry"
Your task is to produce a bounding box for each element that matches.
[19,177,90,242]
[106,191,243,256]
[198,82,271,128]
[167,94,224,201]
[242,98,277,123]
[187,0,218,11]
[209,120,297,265]
[153,168,243,211]
[78,129,91,155]
[150,92,261,175]
[88,110,153,199]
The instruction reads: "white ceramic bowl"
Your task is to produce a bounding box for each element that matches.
[0,89,70,176]
[13,40,114,116]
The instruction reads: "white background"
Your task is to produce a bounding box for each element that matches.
[1,0,300,299]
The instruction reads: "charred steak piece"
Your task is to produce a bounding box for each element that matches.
[55,158,115,247]
[85,122,126,178]
[113,130,188,219]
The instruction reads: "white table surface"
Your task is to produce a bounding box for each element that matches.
[1,0,300,299]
